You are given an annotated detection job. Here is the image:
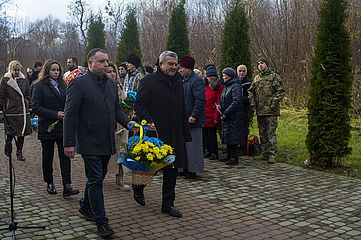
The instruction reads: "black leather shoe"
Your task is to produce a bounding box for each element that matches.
[97,223,115,238]
[47,183,57,194]
[79,207,95,222]
[226,158,239,165]
[161,206,182,218]
[219,157,230,162]
[209,154,219,160]
[184,172,197,179]
[63,184,80,197]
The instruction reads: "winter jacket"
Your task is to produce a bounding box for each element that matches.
[220,77,243,145]
[248,68,285,116]
[204,77,223,128]
[183,71,205,128]
[0,72,32,136]
[32,78,66,140]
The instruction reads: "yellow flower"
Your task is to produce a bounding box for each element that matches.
[146,153,154,161]
[135,156,141,161]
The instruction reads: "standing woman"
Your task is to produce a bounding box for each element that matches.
[106,62,130,191]
[219,67,243,165]
[0,60,32,161]
[32,59,79,197]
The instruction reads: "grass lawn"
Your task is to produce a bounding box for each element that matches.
[249,109,361,179]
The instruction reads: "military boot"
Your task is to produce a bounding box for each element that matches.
[16,150,25,161]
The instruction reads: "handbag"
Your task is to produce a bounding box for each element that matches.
[246,135,262,156]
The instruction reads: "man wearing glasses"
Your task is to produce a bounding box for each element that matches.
[248,58,285,164]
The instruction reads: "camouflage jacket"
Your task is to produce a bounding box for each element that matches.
[123,67,144,93]
[248,68,285,116]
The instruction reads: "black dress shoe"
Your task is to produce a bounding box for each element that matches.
[161,206,182,218]
[219,157,230,162]
[184,172,197,179]
[79,207,95,222]
[47,183,57,194]
[209,154,219,160]
[63,184,80,197]
[97,223,115,238]
[226,158,239,165]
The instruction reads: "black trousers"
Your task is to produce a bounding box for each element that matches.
[162,166,178,208]
[227,144,239,160]
[41,138,71,186]
[203,127,218,156]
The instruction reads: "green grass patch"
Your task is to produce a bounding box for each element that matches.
[249,109,361,179]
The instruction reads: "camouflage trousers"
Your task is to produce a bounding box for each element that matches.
[257,116,278,159]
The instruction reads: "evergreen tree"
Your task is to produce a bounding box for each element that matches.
[85,14,106,57]
[306,0,352,168]
[166,0,189,58]
[220,0,252,77]
[116,8,142,65]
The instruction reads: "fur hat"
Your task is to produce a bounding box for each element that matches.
[179,56,195,70]
[206,66,217,77]
[257,57,269,66]
[127,54,141,68]
[222,67,237,78]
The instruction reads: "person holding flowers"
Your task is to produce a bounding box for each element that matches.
[63,48,136,239]
[134,50,191,218]
[32,59,79,197]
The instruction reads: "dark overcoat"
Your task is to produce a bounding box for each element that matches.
[0,72,32,136]
[183,71,205,128]
[32,78,66,140]
[63,71,129,156]
[135,70,191,168]
[220,77,243,144]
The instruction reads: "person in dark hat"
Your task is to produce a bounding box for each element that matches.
[178,56,205,179]
[248,57,285,164]
[144,65,154,75]
[118,62,127,86]
[219,67,243,166]
[124,54,144,93]
[203,66,223,161]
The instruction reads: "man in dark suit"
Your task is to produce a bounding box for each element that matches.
[63,48,134,239]
[135,50,191,218]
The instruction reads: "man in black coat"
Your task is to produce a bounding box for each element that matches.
[135,50,191,218]
[63,48,134,239]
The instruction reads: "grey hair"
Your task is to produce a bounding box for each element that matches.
[159,51,178,64]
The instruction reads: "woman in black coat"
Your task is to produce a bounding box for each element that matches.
[32,59,79,197]
[219,68,243,165]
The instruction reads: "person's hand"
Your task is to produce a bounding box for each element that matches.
[64,146,76,158]
[57,111,64,120]
[221,114,226,120]
[188,116,196,124]
[147,122,156,131]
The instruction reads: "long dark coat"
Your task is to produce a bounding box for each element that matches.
[63,71,129,156]
[0,72,32,136]
[135,70,191,168]
[183,71,205,128]
[32,78,67,140]
[220,77,243,145]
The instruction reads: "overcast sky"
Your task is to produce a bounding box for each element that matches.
[8,0,109,22]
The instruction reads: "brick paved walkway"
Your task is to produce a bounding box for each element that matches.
[0,130,361,239]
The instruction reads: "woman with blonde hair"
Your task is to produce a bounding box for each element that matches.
[0,60,32,161]
[32,59,79,196]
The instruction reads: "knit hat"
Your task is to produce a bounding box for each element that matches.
[203,63,216,71]
[127,54,141,68]
[179,56,195,70]
[222,67,237,78]
[206,66,217,77]
[257,57,269,67]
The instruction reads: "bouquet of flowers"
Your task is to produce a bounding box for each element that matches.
[64,68,85,85]
[117,120,175,185]
[120,91,137,111]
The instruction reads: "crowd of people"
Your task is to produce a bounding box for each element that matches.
[0,48,285,238]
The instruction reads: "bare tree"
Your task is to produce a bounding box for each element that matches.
[68,0,91,44]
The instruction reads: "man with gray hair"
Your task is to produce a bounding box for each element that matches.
[135,50,191,217]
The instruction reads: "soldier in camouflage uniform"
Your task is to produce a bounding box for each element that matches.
[248,58,285,163]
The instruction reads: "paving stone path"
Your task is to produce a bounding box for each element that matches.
[0,130,361,239]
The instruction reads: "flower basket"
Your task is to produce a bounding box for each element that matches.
[131,171,154,185]
[117,120,175,186]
